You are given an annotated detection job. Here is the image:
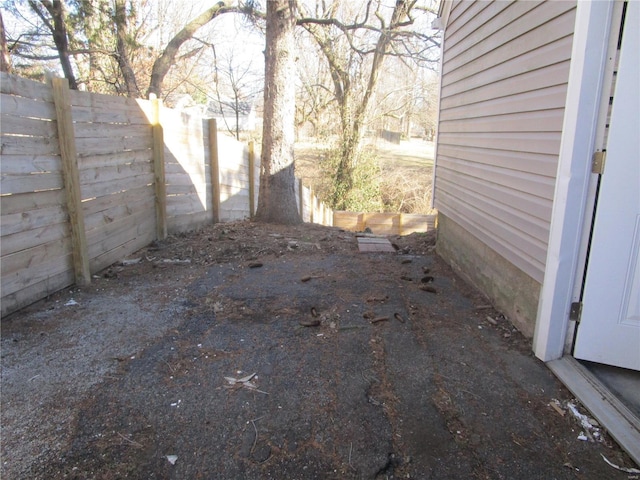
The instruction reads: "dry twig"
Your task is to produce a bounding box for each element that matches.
[250,416,265,454]
[117,432,143,448]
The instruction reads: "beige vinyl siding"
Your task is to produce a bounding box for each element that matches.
[434,0,577,283]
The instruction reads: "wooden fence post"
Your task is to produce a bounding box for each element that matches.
[51,77,91,286]
[208,119,220,223]
[309,188,315,224]
[248,140,255,218]
[298,178,304,221]
[151,96,167,239]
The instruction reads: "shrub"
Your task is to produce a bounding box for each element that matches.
[321,147,384,212]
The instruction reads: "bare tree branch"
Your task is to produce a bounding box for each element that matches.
[146,1,236,98]
[11,47,115,61]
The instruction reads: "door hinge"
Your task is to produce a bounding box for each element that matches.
[570,302,583,322]
[592,151,606,174]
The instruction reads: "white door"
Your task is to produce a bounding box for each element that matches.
[573,1,640,371]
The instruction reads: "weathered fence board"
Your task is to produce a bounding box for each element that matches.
[1,238,72,295]
[79,150,154,169]
[86,209,154,260]
[84,197,155,232]
[1,204,68,236]
[1,223,70,258]
[1,270,75,317]
[166,184,205,195]
[79,162,153,186]
[2,248,73,298]
[0,189,66,215]
[1,135,61,156]
[82,185,154,217]
[75,134,153,156]
[0,73,54,100]
[69,89,146,110]
[399,214,436,234]
[82,172,155,199]
[0,154,61,175]
[219,183,250,199]
[74,122,151,139]
[164,168,209,184]
[0,93,56,119]
[0,114,58,136]
[166,195,211,214]
[89,225,155,273]
[1,172,64,195]
[169,211,212,233]
[333,211,436,235]
[71,105,150,125]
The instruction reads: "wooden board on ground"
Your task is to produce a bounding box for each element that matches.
[357,236,397,253]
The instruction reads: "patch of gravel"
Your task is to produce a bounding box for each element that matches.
[1,279,191,476]
[1,221,359,478]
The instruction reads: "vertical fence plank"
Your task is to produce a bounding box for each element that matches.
[209,119,220,223]
[51,77,90,286]
[298,178,304,219]
[248,140,255,218]
[152,97,167,239]
[309,188,315,224]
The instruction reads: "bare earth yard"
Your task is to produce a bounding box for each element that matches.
[1,221,636,479]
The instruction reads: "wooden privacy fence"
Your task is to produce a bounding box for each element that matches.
[0,73,332,317]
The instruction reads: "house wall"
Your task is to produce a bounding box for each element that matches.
[434,0,577,335]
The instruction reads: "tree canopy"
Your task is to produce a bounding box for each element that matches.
[1,0,261,103]
[2,0,441,224]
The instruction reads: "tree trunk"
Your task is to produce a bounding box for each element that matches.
[33,0,78,89]
[255,0,301,224]
[0,10,11,73]
[114,0,141,97]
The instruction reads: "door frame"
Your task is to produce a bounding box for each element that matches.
[533,0,622,362]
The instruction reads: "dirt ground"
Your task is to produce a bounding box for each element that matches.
[1,221,637,479]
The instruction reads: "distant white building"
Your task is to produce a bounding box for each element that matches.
[207,97,257,132]
[166,93,206,116]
